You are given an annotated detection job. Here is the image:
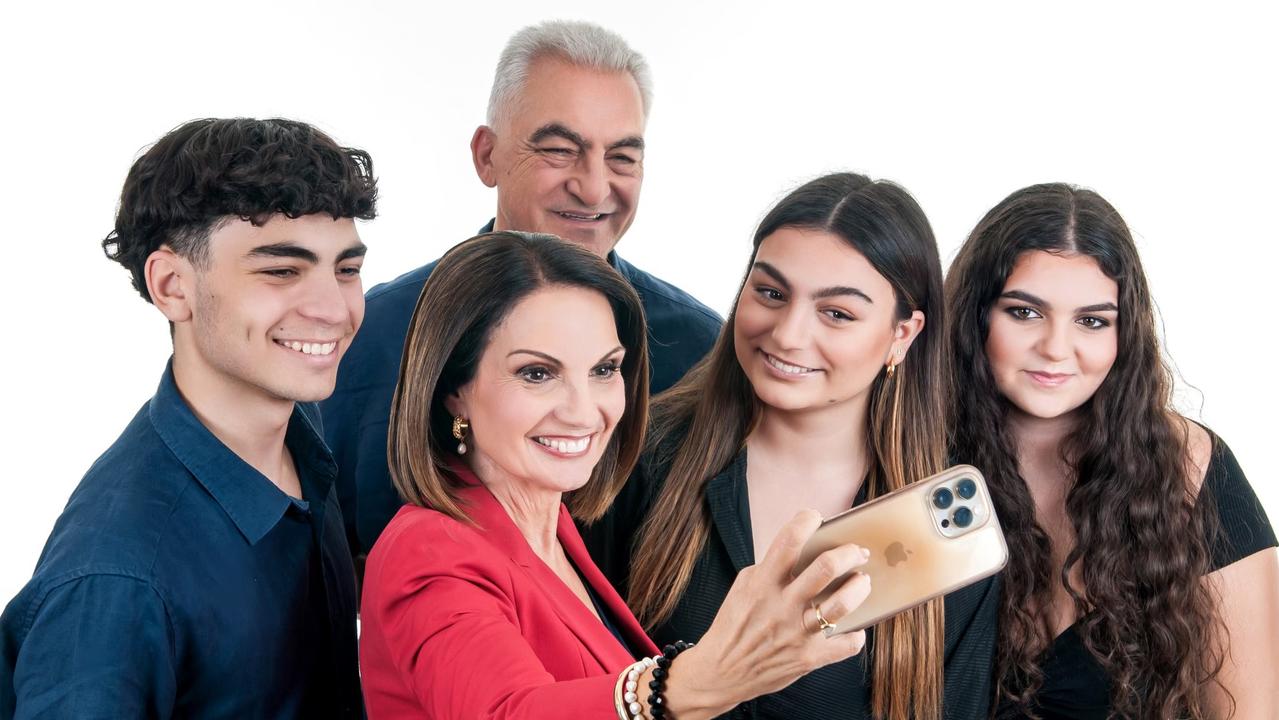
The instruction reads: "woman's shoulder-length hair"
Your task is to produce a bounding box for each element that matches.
[386,231,650,525]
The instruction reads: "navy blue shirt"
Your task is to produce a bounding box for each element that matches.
[320,221,723,555]
[1,363,361,719]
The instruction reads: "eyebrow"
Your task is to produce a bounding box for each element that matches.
[529,123,645,154]
[607,136,645,152]
[337,243,368,262]
[1000,290,1118,314]
[529,123,588,149]
[753,261,874,304]
[246,241,367,264]
[508,346,626,365]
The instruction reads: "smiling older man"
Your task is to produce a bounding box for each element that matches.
[321,21,722,558]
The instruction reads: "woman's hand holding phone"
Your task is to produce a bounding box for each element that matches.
[657,510,873,720]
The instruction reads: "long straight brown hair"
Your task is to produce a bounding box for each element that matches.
[628,173,948,720]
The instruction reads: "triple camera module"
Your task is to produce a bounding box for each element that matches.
[930,475,987,537]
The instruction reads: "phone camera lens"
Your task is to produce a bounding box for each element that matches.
[932,487,954,509]
[956,478,977,499]
[952,506,974,528]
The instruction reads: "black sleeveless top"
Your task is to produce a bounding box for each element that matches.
[996,435,1276,719]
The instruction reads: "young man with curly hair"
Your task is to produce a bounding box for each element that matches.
[0,118,377,718]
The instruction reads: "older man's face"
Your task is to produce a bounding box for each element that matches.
[472,56,645,258]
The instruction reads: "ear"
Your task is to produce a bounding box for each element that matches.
[887,310,926,367]
[145,247,194,324]
[470,125,499,188]
[443,389,469,420]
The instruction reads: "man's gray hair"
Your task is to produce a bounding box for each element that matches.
[486,20,653,127]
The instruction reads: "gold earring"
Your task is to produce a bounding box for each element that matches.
[452,416,470,455]
[886,362,896,379]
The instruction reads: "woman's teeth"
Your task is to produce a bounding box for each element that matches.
[765,353,817,375]
[534,436,590,454]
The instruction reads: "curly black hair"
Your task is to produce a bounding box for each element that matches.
[102,117,378,302]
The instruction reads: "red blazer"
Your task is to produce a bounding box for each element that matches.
[360,474,659,719]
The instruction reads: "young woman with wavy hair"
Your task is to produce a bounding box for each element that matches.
[586,172,1000,720]
[945,183,1278,719]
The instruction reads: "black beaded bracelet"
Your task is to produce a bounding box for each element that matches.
[646,640,693,719]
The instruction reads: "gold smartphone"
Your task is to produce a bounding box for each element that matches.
[792,465,1007,633]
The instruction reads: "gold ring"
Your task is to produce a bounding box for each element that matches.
[813,604,837,636]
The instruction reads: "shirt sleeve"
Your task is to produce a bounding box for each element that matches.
[363,523,620,719]
[1202,437,1277,572]
[939,573,1000,720]
[11,574,177,719]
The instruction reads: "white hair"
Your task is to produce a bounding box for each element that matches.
[486,20,653,127]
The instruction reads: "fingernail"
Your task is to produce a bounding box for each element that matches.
[861,547,871,560]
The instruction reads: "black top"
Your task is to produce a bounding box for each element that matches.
[583,448,1001,720]
[0,362,361,719]
[574,562,639,660]
[994,434,1276,719]
[319,219,724,556]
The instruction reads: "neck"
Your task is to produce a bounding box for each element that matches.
[1008,407,1078,465]
[171,350,295,489]
[470,456,562,560]
[749,396,871,482]
[1007,407,1080,513]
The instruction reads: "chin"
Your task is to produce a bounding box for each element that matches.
[1011,396,1084,422]
[274,379,338,404]
[750,381,818,413]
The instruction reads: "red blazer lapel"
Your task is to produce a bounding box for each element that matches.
[558,506,660,659]
[452,475,655,671]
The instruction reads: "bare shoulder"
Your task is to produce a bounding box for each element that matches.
[1173,415,1214,494]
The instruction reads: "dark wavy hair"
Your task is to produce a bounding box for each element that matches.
[629,173,948,720]
[388,231,650,525]
[945,183,1225,719]
[102,117,378,302]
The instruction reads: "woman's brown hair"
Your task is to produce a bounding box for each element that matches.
[628,173,948,720]
[387,231,650,524]
[945,183,1225,718]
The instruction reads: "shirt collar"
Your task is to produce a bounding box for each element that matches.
[479,217,625,274]
[148,359,337,545]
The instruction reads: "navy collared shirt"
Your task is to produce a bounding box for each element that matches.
[1,362,361,719]
[320,220,723,555]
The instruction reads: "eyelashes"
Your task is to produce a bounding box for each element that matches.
[516,361,623,384]
[1004,306,1112,330]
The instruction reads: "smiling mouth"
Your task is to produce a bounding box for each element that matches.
[762,351,820,376]
[555,211,608,222]
[532,435,593,456]
[1026,370,1071,387]
[274,339,337,356]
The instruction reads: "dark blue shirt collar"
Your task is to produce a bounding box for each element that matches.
[479,217,625,273]
[147,359,337,546]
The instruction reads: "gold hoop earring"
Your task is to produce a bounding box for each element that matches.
[452,416,470,455]
[886,362,896,379]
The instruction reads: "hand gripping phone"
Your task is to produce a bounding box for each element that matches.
[792,465,1007,633]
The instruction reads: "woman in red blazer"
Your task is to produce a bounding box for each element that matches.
[359,232,876,720]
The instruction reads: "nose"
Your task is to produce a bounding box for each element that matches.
[1035,319,1071,362]
[555,376,602,429]
[566,152,610,208]
[297,272,353,328]
[770,304,810,351]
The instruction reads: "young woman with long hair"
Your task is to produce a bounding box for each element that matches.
[945,183,1278,718]
[586,172,1000,720]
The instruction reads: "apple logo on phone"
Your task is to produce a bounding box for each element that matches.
[886,541,911,567]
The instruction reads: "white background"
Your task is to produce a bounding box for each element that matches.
[1,1,1275,603]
